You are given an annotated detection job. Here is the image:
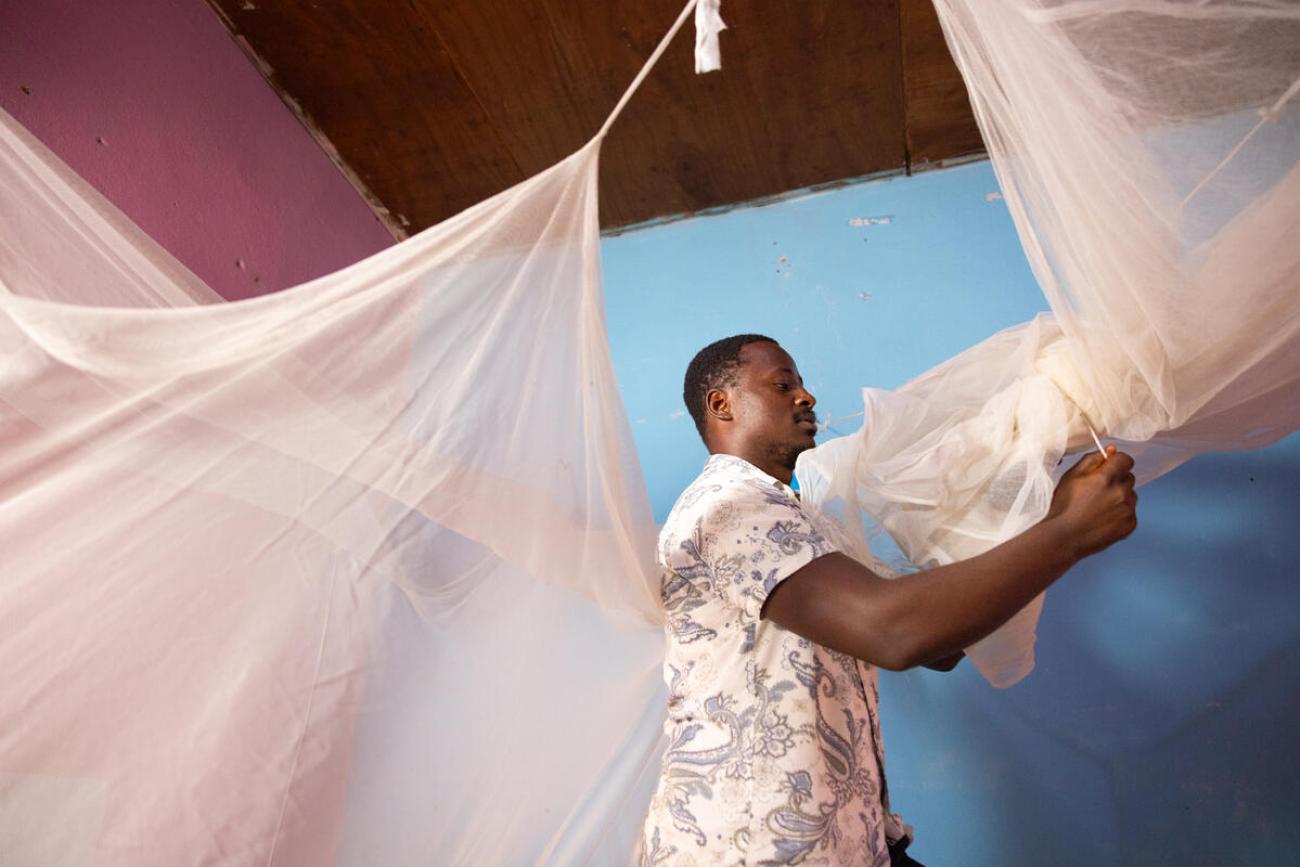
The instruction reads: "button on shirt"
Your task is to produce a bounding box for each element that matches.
[641,454,905,866]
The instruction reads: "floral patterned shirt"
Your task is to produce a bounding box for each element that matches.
[641,454,905,866]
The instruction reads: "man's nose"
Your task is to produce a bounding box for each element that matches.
[796,389,816,408]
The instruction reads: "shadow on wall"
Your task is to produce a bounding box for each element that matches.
[882,437,1300,867]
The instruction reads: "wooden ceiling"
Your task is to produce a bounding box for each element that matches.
[207,0,983,235]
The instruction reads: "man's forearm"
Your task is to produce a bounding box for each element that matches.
[764,520,1080,672]
[881,518,1079,668]
[765,449,1134,671]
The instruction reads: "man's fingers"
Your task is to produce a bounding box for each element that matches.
[1064,447,1134,482]
[1067,450,1107,477]
[1104,451,1135,478]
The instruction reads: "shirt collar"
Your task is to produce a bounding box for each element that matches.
[705,452,800,500]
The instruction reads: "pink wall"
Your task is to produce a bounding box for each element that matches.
[0,0,393,301]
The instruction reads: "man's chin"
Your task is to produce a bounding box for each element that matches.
[782,440,815,466]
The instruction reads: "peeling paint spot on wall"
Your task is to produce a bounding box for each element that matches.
[848,215,893,226]
[241,1,257,10]
[777,255,789,265]
[985,191,1004,201]
[94,136,106,146]
[19,85,32,96]
[858,291,872,302]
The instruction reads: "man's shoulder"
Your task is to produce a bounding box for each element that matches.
[660,457,798,549]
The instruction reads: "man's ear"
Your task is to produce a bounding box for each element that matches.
[706,387,733,422]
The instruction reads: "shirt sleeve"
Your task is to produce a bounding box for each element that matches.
[664,479,836,621]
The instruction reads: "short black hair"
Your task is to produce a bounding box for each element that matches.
[683,334,777,440]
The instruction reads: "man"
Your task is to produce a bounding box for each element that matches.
[640,334,1137,866]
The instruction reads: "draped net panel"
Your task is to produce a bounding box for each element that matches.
[798,0,1300,686]
[1,118,666,864]
[1,0,1297,863]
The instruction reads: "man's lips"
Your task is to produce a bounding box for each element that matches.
[796,415,818,432]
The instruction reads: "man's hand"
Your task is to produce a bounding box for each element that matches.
[1045,445,1138,560]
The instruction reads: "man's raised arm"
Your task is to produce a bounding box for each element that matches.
[762,447,1138,671]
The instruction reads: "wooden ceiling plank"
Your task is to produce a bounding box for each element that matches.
[407,0,603,176]
[899,0,984,168]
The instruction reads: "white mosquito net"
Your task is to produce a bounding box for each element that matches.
[0,0,1296,863]
[798,0,1300,686]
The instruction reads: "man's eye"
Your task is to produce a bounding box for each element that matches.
[775,383,790,390]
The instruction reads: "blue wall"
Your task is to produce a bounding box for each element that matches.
[601,161,1300,866]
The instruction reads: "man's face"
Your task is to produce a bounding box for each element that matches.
[728,341,818,465]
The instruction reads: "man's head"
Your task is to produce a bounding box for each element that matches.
[682,335,818,480]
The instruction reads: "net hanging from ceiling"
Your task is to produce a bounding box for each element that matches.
[1,0,1296,862]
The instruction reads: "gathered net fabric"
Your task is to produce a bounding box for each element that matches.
[798,0,1300,686]
[2,1,1298,863]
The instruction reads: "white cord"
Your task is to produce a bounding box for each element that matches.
[595,0,700,141]
[1181,75,1300,209]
